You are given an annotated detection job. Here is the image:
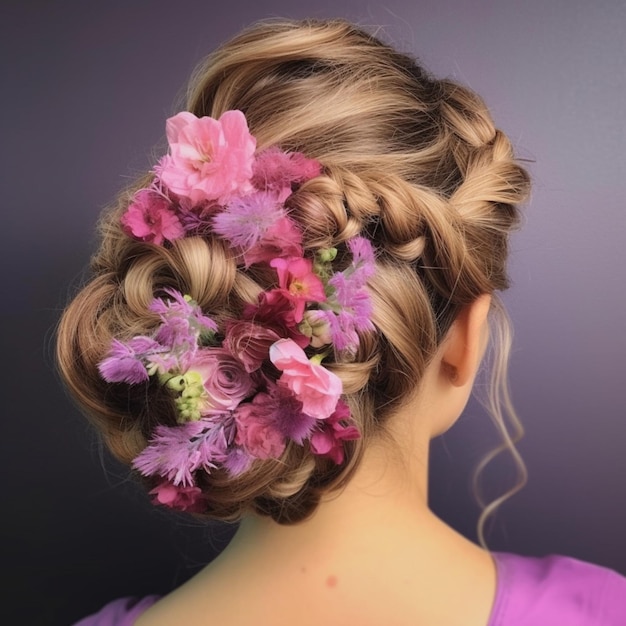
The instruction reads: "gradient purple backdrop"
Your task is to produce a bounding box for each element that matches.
[2,0,624,624]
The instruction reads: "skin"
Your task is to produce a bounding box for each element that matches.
[137,295,497,626]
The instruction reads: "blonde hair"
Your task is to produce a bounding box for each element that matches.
[57,19,530,530]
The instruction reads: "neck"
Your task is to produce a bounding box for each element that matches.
[227,415,439,565]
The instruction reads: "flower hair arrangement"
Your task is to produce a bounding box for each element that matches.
[98,110,375,513]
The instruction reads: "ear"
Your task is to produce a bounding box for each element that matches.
[441,294,492,387]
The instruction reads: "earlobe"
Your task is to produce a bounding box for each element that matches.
[441,294,492,388]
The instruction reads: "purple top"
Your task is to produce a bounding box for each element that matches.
[74,553,626,625]
[488,553,626,625]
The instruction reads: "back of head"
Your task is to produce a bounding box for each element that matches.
[57,18,529,524]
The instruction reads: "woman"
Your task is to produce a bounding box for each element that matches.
[58,18,625,625]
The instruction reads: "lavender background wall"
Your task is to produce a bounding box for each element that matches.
[2,0,625,623]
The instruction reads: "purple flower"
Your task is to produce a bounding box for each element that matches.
[322,237,376,353]
[98,337,165,384]
[212,191,285,250]
[150,289,217,353]
[264,384,318,444]
[133,417,231,486]
[220,446,252,476]
[151,289,217,335]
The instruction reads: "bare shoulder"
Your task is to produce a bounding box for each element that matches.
[136,535,497,626]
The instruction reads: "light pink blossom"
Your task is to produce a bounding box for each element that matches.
[157,110,256,205]
[120,188,184,245]
[269,339,342,419]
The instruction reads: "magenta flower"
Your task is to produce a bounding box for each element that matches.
[120,188,185,245]
[212,191,285,249]
[269,339,342,420]
[223,321,280,373]
[271,257,326,323]
[243,289,310,348]
[98,337,165,384]
[156,110,256,205]
[252,147,322,201]
[310,400,360,464]
[190,348,256,413]
[243,216,303,267]
[149,481,205,513]
[261,384,318,443]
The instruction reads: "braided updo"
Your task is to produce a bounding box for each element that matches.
[57,19,530,525]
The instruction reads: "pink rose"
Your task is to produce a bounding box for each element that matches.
[234,400,286,460]
[224,321,280,373]
[189,348,256,413]
[269,339,342,419]
[157,110,256,205]
[149,481,205,512]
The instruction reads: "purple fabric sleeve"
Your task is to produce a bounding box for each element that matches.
[488,552,626,625]
[72,595,160,626]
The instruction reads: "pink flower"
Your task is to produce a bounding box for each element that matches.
[310,400,360,464]
[269,339,342,419]
[157,110,256,205]
[252,147,322,201]
[120,188,185,245]
[243,216,303,266]
[149,481,205,512]
[190,348,256,413]
[223,321,280,373]
[270,257,326,323]
[234,399,286,460]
